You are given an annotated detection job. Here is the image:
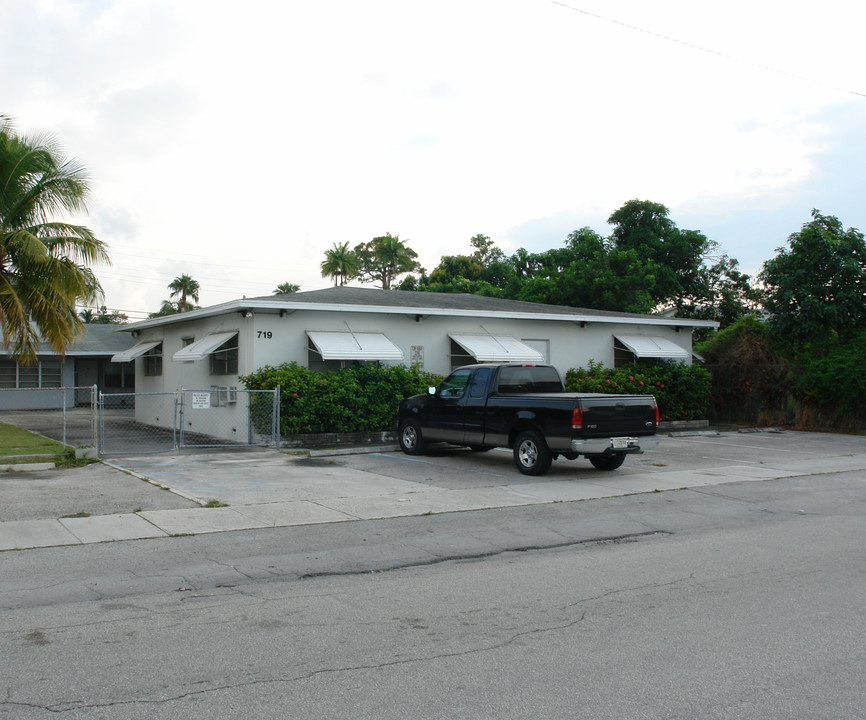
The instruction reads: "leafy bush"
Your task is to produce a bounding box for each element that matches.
[241,362,441,435]
[697,317,866,429]
[695,316,790,425]
[564,360,711,421]
[791,330,866,424]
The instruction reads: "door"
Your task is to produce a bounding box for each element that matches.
[75,359,98,406]
[462,366,493,446]
[424,368,473,443]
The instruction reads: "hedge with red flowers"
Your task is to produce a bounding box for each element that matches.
[564,360,711,422]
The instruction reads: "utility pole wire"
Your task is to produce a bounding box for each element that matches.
[549,1,866,99]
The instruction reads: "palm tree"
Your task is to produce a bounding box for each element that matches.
[168,274,200,312]
[320,242,360,286]
[372,233,419,290]
[273,282,300,295]
[0,115,109,363]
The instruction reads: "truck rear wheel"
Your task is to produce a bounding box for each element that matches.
[513,430,552,476]
[399,420,427,455]
[588,453,626,471]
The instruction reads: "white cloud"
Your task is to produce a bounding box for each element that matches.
[3,0,865,316]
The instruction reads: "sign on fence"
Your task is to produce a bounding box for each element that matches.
[191,392,211,409]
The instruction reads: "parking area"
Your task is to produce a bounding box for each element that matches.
[109,428,866,507]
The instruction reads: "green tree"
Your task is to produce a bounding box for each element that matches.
[94,305,127,324]
[320,241,360,286]
[507,228,658,313]
[80,305,127,324]
[416,235,510,295]
[759,210,866,345]
[681,255,761,330]
[273,282,300,295]
[469,233,505,265]
[148,298,194,318]
[167,274,200,312]
[354,233,420,289]
[0,115,109,363]
[607,199,715,309]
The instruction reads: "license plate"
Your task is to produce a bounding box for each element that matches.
[612,437,633,449]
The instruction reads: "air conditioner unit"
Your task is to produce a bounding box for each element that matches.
[226,386,238,404]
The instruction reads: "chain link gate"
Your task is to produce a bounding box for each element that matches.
[99,387,279,455]
[177,387,280,449]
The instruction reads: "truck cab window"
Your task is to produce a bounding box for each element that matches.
[439,369,471,398]
[469,367,493,398]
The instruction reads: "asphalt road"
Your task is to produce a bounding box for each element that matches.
[1,467,864,719]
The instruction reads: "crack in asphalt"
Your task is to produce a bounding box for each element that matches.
[1,604,595,714]
[300,530,671,580]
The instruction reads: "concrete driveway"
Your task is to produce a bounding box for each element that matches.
[2,429,865,551]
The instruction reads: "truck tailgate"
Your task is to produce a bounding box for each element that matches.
[578,394,657,436]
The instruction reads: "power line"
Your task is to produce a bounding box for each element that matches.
[549,1,866,99]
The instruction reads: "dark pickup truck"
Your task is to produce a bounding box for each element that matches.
[396,363,660,475]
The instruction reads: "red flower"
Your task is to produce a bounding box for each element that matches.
[605,379,611,384]
[639,381,644,386]
[629,375,634,381]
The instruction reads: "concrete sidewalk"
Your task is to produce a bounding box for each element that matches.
[4,432,866,551]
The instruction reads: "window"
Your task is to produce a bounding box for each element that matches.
[210,334,238,375]
[144,343,163,376]
[104,361,135,388]
[469,367,493,398]
[439,368,472,398]
[0,359,63,388]
[449,338,476,371]
[496,365,562,393]
[40,360,62,387]
[0,360,17,388]
[18,364,39,388]
[613,335,690,368]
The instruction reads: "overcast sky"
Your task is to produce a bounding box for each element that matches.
[4,0,865,319]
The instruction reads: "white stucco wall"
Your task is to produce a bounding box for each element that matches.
[124,306,694,439]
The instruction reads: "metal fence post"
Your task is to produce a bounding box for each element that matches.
[97,391,104,455]
[61,386,67,449]
[176,389,183,450]
[91,384,98,449]
[273,385,281,449]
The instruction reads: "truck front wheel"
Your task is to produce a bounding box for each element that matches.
[513,430,552,476]
[588,453,626,471]
[399,420,427,455]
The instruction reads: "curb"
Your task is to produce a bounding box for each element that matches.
[0,462,57,472]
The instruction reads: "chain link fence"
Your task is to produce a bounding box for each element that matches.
[99,391,178,455]
[99,387,279,455]
[0,386,99,449]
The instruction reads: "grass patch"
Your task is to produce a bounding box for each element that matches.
[0,422,67,457]
[61,511,91,518]
[204,499,228,508]
[55,454,99,469]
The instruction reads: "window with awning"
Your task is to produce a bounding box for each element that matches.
[306,331,404,362]
[111,340,162,363]
[614,334,690,365]
[448,334,545,364]
[172,332,238,362]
